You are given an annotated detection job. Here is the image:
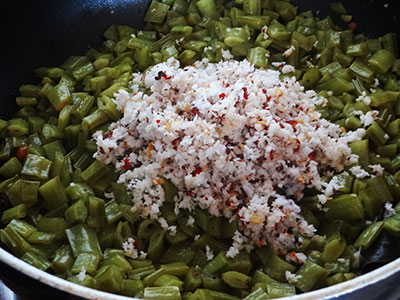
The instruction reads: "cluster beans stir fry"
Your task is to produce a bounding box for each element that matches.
[1,0,400,299]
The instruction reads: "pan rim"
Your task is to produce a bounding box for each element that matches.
[1,246,400,299]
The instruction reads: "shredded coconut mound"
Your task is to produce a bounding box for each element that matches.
[95,58,364,254]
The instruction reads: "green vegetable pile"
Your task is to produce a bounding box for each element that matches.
[1,0,400,299]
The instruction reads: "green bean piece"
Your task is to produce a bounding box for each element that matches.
[21,252,51,271]
[1,204,27,224]
[147,228,166,261]
[0,223,32,257]
[368,49,395,73]
[324,194,363,221]
[68,273,96,288]
[130,265,157,280]
[184,267,202,292]
[354,221,384,249]
[65,199,88,225]
[247,47,269,68]
[192,234,228,252]
[350,140,369,167]
[243,288,268,300]
[266,281,296,298]
[293,261,330,292]
[317,78,354,96]
[8,219,36,239]
[81,160,110,183]
[36,217,67,240]
[19,84,42,98]
[27,231,56,245]
[154,274,184,290]
[95,265,125,293]
[138,219,157,240]
[221,271,251,289]
[325,259,350,274]
[383,214,400,236]
[51,244,74,273]
[47,81,72,111]
[144,0,170,24]
[350,59,374,82]
[346,43,369,57]
[201,275,226,292]
[66,224,102,257]
[21,154,52,180]
[143,263,189,286]
[7,118,29,137]
[224,27,250,48]
[105,200,123,224]
[16,97,37,107]
[70,252,100,276]
[103,254,133,274]
[264,253,297,282]
[144,286,181,300]
[210,290,241,300]
[0,157,22,178]
[121,278,144,297]
[321,231,346,263]
[370,91,398,107]
[39,176,68,210]
[128,259,153,270]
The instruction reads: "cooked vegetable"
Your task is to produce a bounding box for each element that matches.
[1,0,400,299]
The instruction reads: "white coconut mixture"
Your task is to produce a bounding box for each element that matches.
[94,58,366,257]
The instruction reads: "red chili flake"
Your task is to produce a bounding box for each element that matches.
[155,71,171,80]
[103,131,113,139]
[132,241,139,250]
[171,138,180,147]
[218,114,226,122]
[287,120,298,128]
[225,199,233,206]
[58,102,67,111]
[236,208,245,222]
[219,93,226,99]
[191,107,200,115]
[155,71,166,80]
[279,123,284,129]
[123,158,132,170]
[16,145,28,161]
[308,152,315,160]
[262,88,267,94]
[192,167,203,176]
[282,229,287,234]
[242,87,249,100]
[269,149,275,160]
[348,21,357,31]
[225,83,230,87]
[294,139,301,153]
[99,147,105,154]
[187,190,194,197]
[156,120,160,124]
[108,147,114,152]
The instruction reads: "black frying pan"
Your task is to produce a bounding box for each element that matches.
[0,0,400,299]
